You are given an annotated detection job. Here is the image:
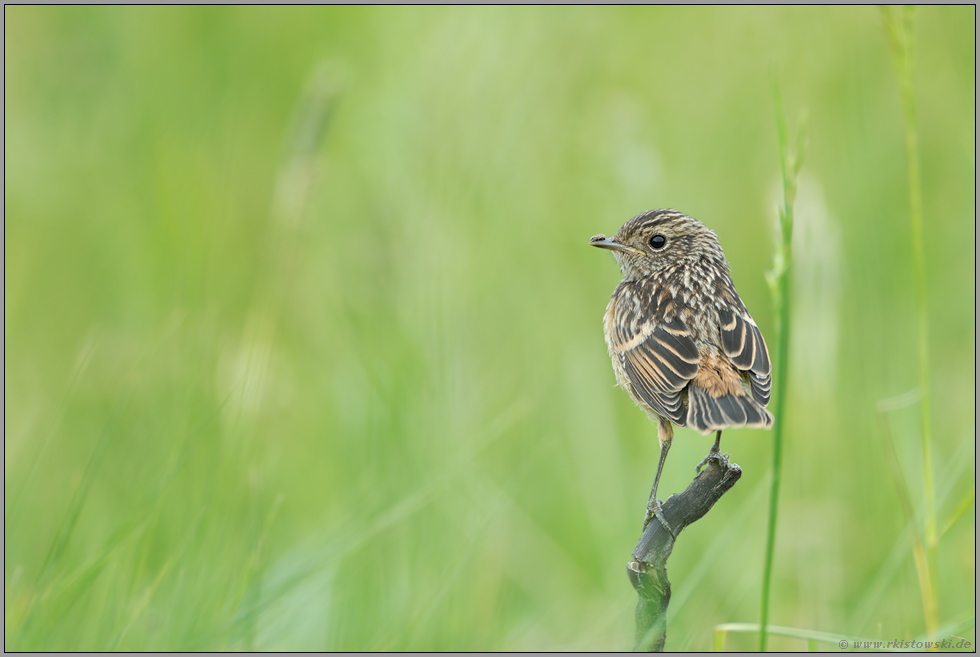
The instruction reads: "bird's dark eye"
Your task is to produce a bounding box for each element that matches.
[649,234,667,250]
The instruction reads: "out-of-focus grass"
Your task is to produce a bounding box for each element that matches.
[881,5,938,640]
[4,6,975,650]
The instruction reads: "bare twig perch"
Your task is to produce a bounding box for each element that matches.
[627,452,743,651]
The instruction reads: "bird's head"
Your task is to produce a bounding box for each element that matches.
[590,209,727,280]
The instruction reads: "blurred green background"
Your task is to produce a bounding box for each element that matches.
[4,6,975,651]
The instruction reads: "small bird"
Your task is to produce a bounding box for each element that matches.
[591,209,773,531]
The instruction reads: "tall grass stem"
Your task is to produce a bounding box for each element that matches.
[759,81,805,652]
[881,5,938,638]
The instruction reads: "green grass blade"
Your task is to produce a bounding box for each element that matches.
[711,627,727,652]
[935,486,975,545]
[880,5,938,638]
[759,78,805,653]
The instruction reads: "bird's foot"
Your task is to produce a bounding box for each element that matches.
[695,447,729,474]
[643,499,674,535]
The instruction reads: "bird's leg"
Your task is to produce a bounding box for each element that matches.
[696,430,727,473]
[644,420,674,534]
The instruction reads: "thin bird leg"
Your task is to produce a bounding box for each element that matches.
[646,445,669,511]
[644,420,674,534]
[696,430,726,474]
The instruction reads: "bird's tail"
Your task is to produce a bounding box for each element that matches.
[686,383,774,435]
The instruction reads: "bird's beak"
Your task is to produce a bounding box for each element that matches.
[589,234,646,256]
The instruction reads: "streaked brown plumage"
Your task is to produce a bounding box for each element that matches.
[591,209,773,529]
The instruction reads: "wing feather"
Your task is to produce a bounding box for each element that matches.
[610,290,700,426]
[718,305,772,406]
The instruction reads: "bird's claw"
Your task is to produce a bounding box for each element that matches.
[695,447,728,474]
[643,499,674,535]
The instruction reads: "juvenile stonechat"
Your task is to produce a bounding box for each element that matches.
[591,209,773,530]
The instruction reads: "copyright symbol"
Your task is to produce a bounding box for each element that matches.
[839,640,848,649]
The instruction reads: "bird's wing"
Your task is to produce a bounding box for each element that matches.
[608,285,701,425]
[717,289,772,406]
